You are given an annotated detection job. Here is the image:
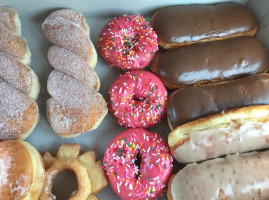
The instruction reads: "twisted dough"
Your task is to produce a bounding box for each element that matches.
[42,9,107,137]
[0,7,39,140]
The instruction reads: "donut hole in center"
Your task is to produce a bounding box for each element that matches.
[134,152,142,178]
[52,170,78,199]
[123,35,138,51]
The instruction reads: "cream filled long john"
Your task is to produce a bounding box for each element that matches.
[168,150,269,200]
[42,9,107,137]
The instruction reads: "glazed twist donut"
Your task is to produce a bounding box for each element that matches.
[0,7,39,140]
[42,9,107,137]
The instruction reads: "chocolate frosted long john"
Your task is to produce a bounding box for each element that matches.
[152,3,258,49]
[168,74,269,129]
[152,37,269,89]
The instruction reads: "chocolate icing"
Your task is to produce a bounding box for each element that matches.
[153,3,257,45]
[168,74,269,129]
[155,37,269,87]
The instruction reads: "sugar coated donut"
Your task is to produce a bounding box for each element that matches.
[108,70,168,128]
[98,14,158,71]
[103,128,173,200]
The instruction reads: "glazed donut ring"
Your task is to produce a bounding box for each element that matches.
[40,159,91,200]
[41,144,108,199]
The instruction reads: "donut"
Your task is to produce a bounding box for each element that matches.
[0,140,45,200]
[152,3,258,49]
[42,9,107,137]
[108,70,168,128]
[103,128,173,200]
[40,143,108,199]
[98,14,158,71]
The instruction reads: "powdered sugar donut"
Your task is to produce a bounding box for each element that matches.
[103,128,173,200]
[108,70,168,128]
[98,14,158,71]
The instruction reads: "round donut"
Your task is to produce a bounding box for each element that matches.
[98,14,158,71]
[103,128,173,200]
[109,70,168,128]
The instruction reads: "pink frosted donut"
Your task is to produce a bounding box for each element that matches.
[103,128,173,200]
[98,14,158,71]
[108,70,168,128]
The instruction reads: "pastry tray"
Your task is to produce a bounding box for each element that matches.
[1,0,269,199]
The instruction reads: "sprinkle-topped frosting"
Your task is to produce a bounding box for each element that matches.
[108,70,168,128]
[98,14,158,70]
[103,128,172,200]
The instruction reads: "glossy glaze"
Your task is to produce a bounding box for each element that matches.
[155,37,268,87]
[153,3,257,45]
[168,74,269,129]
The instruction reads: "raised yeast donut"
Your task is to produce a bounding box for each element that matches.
[0,140,44,200]
[108,70,168,128]
[98,14,158,71]
[103,128,173,200]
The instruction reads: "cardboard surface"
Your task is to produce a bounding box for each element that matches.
[0,0,267,199]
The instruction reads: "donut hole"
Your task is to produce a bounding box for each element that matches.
[52,170,78,199]
[134,152,142,171]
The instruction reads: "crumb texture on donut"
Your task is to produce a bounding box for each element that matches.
[0,7,39,140]
[0,140,44,200]
[41,144,108,200]
[42,9,107,137]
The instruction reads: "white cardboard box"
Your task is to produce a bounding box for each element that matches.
[0,0,267,199]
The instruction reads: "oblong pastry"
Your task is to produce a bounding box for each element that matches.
[43,9,107,137]
[152,3,258,49]
[152,37,269,89]
[168,74,269,129]
[42,11,97,68]
[0,51,39,100]
[0,140,44,200]
[0,7,39,140]
[169,105,269,163]
[48,46,99,90]
[0,79,39,140]
[168,150,269,200]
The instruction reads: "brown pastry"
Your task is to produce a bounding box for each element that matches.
[0,140,44,200]
[42,9,107,137]
[0,7,39,140]
[152,37,269,89]
[152,3,258,49]
[168,74,269,130]
[40,144,108,200]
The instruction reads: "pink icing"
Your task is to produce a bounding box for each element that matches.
[103,128,172,200]
[108,70,168,128]
[98,14,158,70]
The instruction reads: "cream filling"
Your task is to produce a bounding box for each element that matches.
[170,151,269,200]
[174,120,269,163]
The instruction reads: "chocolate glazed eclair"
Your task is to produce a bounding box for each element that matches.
[152,3,258,49]
[151,37,269,90]
[168,74,269,129]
